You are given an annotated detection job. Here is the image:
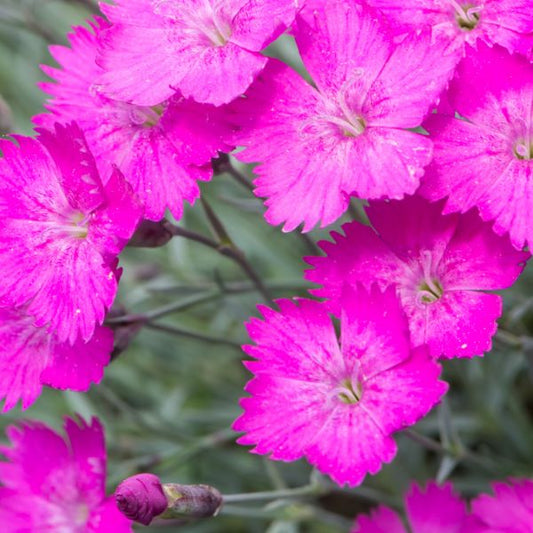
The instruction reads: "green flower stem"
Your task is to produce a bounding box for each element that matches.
[163,221,273,303]
[223,483,326,503]
[495,329,524,349]
[213,155,320,254]
[105,291,220,325]
[144,322,242,349]
[404,429,500,473]
[213,153,254,192]
[149,279,311,297]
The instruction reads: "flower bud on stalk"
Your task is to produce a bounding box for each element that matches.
[128,219,173,248]
[115,473,223,525]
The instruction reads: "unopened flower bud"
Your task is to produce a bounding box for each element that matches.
[128,219,173,248]
[160,483,223,519]
[115,473,168,526]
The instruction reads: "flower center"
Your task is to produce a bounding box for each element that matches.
[300,69,367,139]
[129,104,165,128]
[450,0,481,31]
[334,378,363,405]
[188,1,232,47]
[75,503,90,527]
[153,0,232,46]
[418,279,444,304]
[415,250,444,305]
[69,211,90,239]
[514,140,533,160]
[203,21,232,47]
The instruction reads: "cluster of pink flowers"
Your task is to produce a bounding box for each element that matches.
[233,0,532,488]
[352,478,533,532]
[0,0,531,529]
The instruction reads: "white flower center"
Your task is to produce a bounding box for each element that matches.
[332,378,363,405]
[69,211,90,239]
[300,69,367,139]
[450,0,482,31]
[416,250,444,305]
[128,104,166,128]
[154,0,232,46]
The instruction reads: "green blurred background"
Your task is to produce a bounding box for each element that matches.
[1,1,533,531]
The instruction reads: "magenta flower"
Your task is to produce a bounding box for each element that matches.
[36,18,233,222]
[466,479,533,532]
[0,417,132,532]
[365,0,533,58]
[421,44,533,251]
[305,196,528,359]
[233,285,447,486]
[229,0,459,231]
[0,304,113,411]
[352,481,467,533]
[97,0,299,106]
[0,123,142,344]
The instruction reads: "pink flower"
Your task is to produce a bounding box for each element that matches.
[228,0,459,231]
[305,195,528,359]
[0,416,132,532]
[421,44,533,251]
[233,285,447,486]
[0,123,142,344]
[35,18,234,222]
[365,0,533,57]
[97,0,299,106]
[0,304,113,411]
[352,481,467,533]
[466,479,533,532]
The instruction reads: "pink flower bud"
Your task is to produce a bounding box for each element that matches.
[115,473,168,526]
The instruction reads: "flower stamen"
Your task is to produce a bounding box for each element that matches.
[333,378,363,405]
[514,140,533,160]
[450,0,481,31]
[417,250,444,304]
[129,104,165,128]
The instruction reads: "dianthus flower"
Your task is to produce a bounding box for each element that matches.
[233,285,447,486]
[228,0,458,231]
[305,196,528,359]
[352,481,467,533]
[0,416,132,532]
[365,0,533,58]
[0,123,142,344]
[465,479,533,532]
[97,0,299,106]
[421,44,533,251]
[0,304,113,411]
[36,18,233,222]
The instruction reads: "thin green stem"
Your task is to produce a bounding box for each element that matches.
[404,429,499,472]
[105,291,220,326]
[214,153,254,192]
[163,221,273,303]
[495,329,524,349]
[149,279,310,296]
[223,483,324,503]
[404,428,446,454]
[144,322,242,349]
